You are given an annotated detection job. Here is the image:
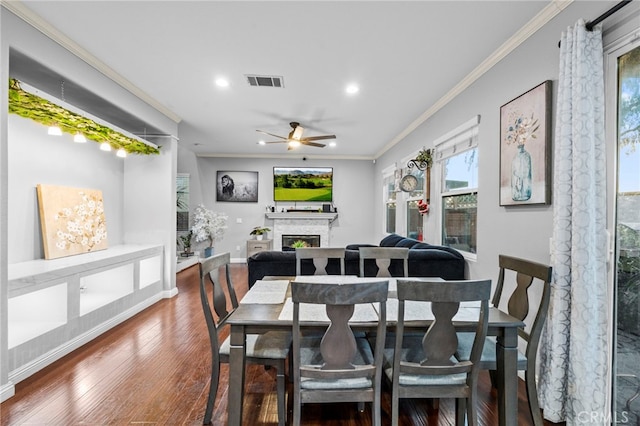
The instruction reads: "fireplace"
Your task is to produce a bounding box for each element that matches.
[282,234,321,250]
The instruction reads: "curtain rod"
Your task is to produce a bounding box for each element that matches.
[585,0,633,31]
[558,0,633,47]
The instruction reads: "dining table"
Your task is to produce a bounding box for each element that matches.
[225,276,524,426]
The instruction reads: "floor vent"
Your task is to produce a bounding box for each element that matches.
[245,75,284,88]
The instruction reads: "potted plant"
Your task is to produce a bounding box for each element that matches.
[291,240,308,248]
[250,226,271,240]
[191,204,228,257]
[178,231,193,256]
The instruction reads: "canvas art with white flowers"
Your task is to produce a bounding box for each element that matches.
[37,184,109,259]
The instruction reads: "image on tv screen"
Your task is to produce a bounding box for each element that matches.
[273,167,333,202]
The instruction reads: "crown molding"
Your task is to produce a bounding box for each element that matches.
[1,0,182,124]
[196,152,375,161]
[375,0,574,159]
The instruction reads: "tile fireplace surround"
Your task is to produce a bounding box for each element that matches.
[265,212,338,251]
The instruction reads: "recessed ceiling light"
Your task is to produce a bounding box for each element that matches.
[215,77,230,88]
[346,84,359,95]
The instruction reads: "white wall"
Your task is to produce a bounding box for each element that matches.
[0,4,10,401]
[177,154,376,259]
[8,116,126,264]
[375,1,612,284]
[1,8,180,399]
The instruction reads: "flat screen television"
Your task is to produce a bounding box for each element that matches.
[273,167,333,202]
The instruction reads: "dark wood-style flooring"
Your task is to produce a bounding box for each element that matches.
[1,263,563,425]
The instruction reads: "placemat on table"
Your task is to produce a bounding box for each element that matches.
[240,279,289,304]
[278,297,380,322]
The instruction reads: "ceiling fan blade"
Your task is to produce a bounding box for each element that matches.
[263,140,288,144]
[301,141,326,148]
[301,135,336,142]
[256,130,287,140]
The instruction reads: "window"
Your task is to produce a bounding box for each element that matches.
[405,168,425,240]
[434,116,480,256]
[382,168,397,234]
[176,173,190,231]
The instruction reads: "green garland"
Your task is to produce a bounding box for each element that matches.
[8,78,160,155]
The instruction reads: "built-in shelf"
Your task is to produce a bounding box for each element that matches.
[8,283,68,348]
[6,244,164,380]
[265,212,338,222]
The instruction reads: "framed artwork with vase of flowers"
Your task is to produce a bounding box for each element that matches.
[499,80,552,206]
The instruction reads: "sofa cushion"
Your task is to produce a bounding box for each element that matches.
[379,234,406,247]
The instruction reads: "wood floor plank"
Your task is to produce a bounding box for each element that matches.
[1,263,563,425]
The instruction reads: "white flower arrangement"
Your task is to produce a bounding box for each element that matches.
[191,204,228,248]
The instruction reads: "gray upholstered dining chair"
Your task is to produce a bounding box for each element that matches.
[385,278,491,426]
[291,278,389,426]
[456,255,552,426]
[199,252,291,426]
[359,246,409,277]
[295,247,346,276]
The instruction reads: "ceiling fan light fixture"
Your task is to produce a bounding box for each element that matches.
[258,140,266,145]
[291,125,304,140]
[288,140,301,149]
[329,141,337,147]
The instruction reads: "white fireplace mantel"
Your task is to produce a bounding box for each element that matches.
[265,212,338,250]
[265,212,338,222]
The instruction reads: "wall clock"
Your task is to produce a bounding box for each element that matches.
[399,174,418,192]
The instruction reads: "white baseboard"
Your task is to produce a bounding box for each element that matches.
[231,257,247,264]
[0,381,16,403]
[163,287,179,298]
[7,292,163,387]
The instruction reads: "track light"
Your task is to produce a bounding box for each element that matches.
[116,148,127,158]
[100,142,111,151]
[48,125,62,136]
[74,132,87,143]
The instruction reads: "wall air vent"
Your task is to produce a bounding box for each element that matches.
[245,75,284,88]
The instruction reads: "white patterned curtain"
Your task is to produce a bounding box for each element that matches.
[538,20,608,424]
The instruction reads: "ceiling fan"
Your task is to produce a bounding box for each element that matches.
[257,122,336,150]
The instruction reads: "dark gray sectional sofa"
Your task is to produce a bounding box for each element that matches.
[247,233,466,287]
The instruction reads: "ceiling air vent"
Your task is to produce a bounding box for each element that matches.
[245,75,284,88]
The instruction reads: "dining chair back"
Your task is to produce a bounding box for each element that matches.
[295,247,346,275]
[358,246,409,277]
[387,279,491,426]
[199,252,290,425]
[291,278,389,426]
[456,255,552,426]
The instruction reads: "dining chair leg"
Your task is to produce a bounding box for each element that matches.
[468,388,479,426]
[293,388,301,426]
[455,398,466,426]
[373,392,381,426]
[276,365,286,426]
[525,369,544,426]
[357,401,365,412]
[203,359,220,425]
[391,394,399,426]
